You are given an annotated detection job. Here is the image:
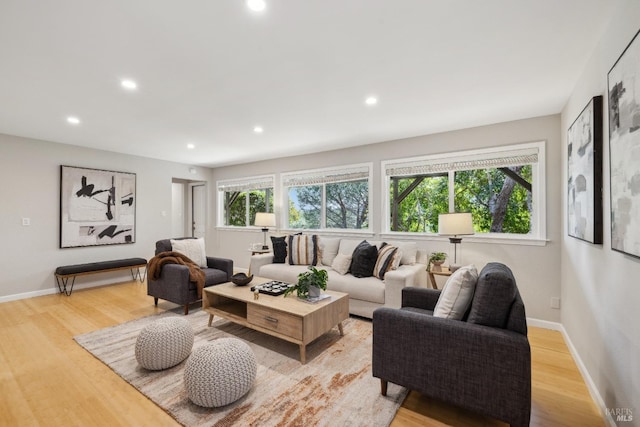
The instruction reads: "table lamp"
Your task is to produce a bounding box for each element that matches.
[254,212,276,250]
[438,212,474,271]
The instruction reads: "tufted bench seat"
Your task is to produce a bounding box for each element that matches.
[55,257,147,295]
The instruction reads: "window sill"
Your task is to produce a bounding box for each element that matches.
[379,232,548,247]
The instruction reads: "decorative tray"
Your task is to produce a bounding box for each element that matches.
[250,281,295,296]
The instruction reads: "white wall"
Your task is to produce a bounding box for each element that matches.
[211,114,563,322]
[561,1,640,423]
[0,133,212,300]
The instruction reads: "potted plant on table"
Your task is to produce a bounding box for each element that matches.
[283,266,328,299]
[427,252,447,272]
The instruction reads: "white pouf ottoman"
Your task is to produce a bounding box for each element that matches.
[184,338,257,407]
[135,317,194,370]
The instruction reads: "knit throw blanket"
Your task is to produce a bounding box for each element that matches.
[148,251,206,298]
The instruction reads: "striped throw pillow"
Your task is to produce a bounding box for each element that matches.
[288,234,318,266]
[373,243,399,280]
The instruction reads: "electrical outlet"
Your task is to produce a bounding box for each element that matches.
[22,217,30,226]
[550,297,561,309]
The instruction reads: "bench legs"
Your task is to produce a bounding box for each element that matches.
[55,276,76,296]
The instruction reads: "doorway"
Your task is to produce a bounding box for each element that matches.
[171,179,206,238]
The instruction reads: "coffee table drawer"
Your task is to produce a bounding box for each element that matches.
[248,305,303,340]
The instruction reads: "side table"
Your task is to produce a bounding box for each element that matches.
[428,266,452,289]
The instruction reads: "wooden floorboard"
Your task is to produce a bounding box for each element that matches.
[0,281,604,426]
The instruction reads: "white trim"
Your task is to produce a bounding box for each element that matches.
[0,278,138,303]
[560,325,617,427]
[526,317,562,330]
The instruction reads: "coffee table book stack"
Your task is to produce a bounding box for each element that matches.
[203,278,349,364]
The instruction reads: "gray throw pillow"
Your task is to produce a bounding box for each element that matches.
[467,262,517,328]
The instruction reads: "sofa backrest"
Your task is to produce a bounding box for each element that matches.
[155,237,196,255]
[466,262,527,335]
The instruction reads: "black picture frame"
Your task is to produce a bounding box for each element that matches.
[607,29,640,258]
[60,165,137,248]
[567,95,603,244]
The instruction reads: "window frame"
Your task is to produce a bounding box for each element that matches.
[216,174,275,229]
[380,142,546,245]
[281,163,373,233]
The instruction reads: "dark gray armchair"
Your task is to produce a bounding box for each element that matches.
[147,238,233,314]
[372,262,531,427]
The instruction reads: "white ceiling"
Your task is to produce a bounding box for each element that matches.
[0,0,615,168]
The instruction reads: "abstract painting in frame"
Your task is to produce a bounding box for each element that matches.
[608,29,640,258]
[60,165,136,248]
[567,95,603,244]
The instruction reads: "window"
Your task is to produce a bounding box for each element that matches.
[382,142,545,240]
[217,175,274,227]
[283,164,371,230]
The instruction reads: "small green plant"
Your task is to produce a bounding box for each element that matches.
[284,266,328,298]
[427,252,447,270]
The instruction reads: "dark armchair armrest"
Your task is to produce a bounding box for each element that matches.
[206,256,233,281]
[401,287,441,310]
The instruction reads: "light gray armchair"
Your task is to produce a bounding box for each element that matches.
[372,262,531,427]
[147,238,233,314]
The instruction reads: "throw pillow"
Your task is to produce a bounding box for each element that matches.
[318,237,341,266]
[288,234,318,265]
[270,236,287,264]
[467,262,518,328]
[331,253,352,275]
[349,240,378,278]
[373,243,399,280]
[170,238,207,268]
[433,264,478,320]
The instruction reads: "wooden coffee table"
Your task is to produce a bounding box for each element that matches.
[202,278,349,364]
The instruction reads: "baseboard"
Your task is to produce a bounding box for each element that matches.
[526,317,562,330]
[0,279,142,303]
[559,326,616,427]
[0,287,58,303]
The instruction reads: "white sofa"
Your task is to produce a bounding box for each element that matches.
[249,237,428,319]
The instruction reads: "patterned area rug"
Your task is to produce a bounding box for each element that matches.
[74,310,407,427]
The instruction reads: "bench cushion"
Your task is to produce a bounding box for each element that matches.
[56,257,147,276]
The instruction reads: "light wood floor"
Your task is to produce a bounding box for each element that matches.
[0,281,604,426]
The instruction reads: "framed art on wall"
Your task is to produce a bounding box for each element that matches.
[567,95,603,244]
[608,29,640,258]
[60,165,136,248]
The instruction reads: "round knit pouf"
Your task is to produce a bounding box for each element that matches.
[184,338,257,407]
[135,317,194,371]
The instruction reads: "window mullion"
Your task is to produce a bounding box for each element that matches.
[321,184,327,229]
[448,171,455,213]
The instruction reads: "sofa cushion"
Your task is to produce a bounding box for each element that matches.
[386,241,418,265]
[467,262,518,328]
[319,237,341,266]
[331,253,352,275]
[349,240,378,278]
[288,234,318,265]
[171,238,207,268]
[373,243,399,280]
[337,239,362,256]
[203,268,228,286]
[433,264,478,320]
[270,236,287,263]
[326,270,386,304]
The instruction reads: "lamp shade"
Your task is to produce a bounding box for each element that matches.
[254,212,276,228]
[438,212,474,236]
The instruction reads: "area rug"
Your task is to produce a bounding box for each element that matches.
[74,310,407,426]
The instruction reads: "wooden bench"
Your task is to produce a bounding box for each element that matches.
[55,257,147,296]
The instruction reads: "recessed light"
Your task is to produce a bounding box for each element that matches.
[121,79,138,90]
[365,96,378,106]
[187,143,195,149]
[253,126,264,134]
[247,0,266,12]
[66,116,81,125]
